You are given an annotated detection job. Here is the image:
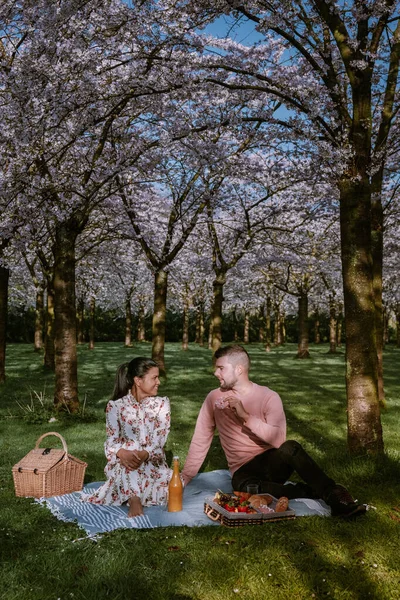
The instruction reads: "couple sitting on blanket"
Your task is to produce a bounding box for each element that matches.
[82,345,366,519]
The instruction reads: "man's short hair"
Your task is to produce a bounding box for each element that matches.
[213,345,250,371]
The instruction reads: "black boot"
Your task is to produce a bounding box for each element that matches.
[325,484,367,518]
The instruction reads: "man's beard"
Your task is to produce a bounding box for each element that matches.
[219,379,236,391]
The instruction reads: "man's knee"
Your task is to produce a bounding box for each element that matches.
[279,440,303,457]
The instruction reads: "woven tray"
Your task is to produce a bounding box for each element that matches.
[204,495,296,527]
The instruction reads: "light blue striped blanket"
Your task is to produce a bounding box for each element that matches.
[35,470,330,537]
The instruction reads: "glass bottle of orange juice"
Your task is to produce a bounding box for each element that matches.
[168,456,183,512]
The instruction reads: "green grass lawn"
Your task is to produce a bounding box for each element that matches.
[1,342,400,600]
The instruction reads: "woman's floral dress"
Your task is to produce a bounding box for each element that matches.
[82,392,171,506]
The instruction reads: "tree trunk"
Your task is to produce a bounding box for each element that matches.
[210,270,226,353]
[53,223,79,412]
[199,308,205,347]
[34,286,45,352]
[243,310,250,344]
[265,296,271,352]
[195,303,205,346]
[152,268,168,373]
[76,297,85,344]
[0,266,9,383]
[88,296,95,350]
[273,304,280,346]
[296,292,310,358]
[371,169,385,407]
[337,304,343,347]
[208,317,213,350]
[314,309,321,344]
[44,283,55,370]
[339,178,383,453]
[328,296,337,354]
[182,296,190,350]
[232,307,239,342]
[125,296,132,347]
[195,307,201,344]
[258,304,265,342]
[280,312,286,345]
[137,303,146,342]
[383,306,388,347]
[396,304,400,348]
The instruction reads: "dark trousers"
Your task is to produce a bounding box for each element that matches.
[232,440,336,500]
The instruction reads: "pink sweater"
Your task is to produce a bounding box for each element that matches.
[181,382,286,485]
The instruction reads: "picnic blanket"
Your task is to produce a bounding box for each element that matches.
[35,470,331,537]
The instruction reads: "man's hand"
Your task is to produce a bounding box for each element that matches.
[226,396,249,423]
[117,448,149,470]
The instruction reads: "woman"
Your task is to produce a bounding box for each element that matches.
[82,357,171,517]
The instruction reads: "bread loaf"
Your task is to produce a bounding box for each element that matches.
[249,494,273,508]
[275,496,289,512]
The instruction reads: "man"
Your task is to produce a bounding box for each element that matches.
[181,344,366,518]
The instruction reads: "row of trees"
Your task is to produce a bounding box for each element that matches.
[9,299,349,346]
[1,0,400,456]
[9,211,400,352]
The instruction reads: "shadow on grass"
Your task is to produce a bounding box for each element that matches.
[1,460,399,600]
[2,342,400,599]
[2,493,398,600]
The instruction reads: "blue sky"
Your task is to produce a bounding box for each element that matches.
[203,14,264,45]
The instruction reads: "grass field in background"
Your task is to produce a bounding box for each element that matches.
[1,342,400,600]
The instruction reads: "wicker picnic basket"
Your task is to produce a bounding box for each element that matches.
[12,431,87,498]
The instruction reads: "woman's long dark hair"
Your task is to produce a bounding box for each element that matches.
[111,357,159,400]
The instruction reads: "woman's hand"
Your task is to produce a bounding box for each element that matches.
[117,448,149,470]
